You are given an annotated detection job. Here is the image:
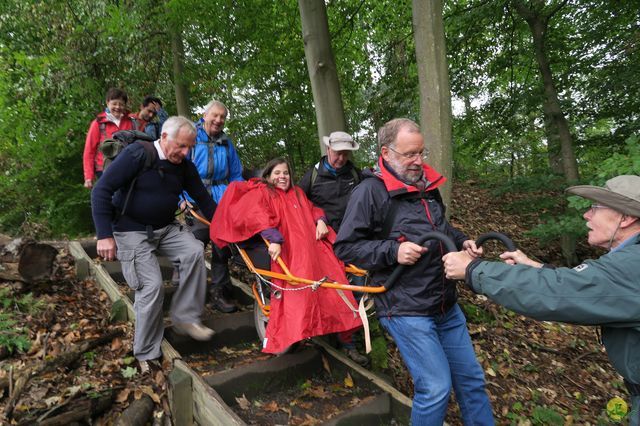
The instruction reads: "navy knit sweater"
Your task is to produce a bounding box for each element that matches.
[91,142,215,239]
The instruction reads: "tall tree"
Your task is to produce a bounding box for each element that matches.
[298,0,347,153]
[511,0,579,182]
[412,0,453,206]
[171,28,190,116]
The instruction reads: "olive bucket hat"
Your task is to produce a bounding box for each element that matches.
[566,175,640,218]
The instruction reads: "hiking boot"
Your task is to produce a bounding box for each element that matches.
[139,359,161,375]
[173,322,215,341]
[344,348,369,367]
[209,286,237,313]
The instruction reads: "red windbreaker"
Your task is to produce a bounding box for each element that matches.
[211,179,362,353]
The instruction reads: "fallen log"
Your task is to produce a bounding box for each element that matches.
[3,329,125,419]
[17,389,116,426]
[0,235,58,282]
[115,394,155,426]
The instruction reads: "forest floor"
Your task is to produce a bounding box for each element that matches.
[0,180,630,425]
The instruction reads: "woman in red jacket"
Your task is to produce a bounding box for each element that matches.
[83,88,136,188]
[210,157,364,358]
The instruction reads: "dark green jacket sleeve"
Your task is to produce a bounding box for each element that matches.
[469,242,640,327]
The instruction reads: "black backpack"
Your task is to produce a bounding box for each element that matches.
[310,164,360,188]
[99,130,159,217]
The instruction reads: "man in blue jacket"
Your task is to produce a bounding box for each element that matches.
[334,118,493,426]
[92,116,216,373]
[183,100,244,313]
[444,175,640,425]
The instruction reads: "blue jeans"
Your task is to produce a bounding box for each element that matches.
[380,304,494,426]
[631,395,639,426]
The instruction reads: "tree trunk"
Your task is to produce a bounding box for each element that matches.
[512,0,579,265]
[298,0,347,155]
[412,0,454,209]
[171,28,190,117]
[0,236,58,282]
[37,390,115,426]
[512,0,579,183]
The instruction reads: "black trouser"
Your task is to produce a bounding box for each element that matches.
[187,214,231,292]
[626,379,640,396]
[237,235,271,271]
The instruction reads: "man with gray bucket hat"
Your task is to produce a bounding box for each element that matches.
[299,131,368,366]
[443,175,640,425]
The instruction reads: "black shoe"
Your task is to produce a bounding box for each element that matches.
[209,288,237,313]
[344,348,369,367]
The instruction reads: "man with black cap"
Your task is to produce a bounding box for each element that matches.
[443,175,640,425]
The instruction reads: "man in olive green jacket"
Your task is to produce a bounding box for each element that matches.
[443,175,640,426]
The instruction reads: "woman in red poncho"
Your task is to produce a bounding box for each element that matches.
[210,158,363,355]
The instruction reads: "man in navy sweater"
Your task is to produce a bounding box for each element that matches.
[92,116,216,371]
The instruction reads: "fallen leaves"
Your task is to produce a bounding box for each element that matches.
[263,401,279,412]
[0,260,169,424]
[136,386,161,404]
[110,337,123,352]
[116,388,131,403]
[343,373,353,388]
[235,394,250,410]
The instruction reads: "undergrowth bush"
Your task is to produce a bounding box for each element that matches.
[530,134,640,244]
[0,288,43,354]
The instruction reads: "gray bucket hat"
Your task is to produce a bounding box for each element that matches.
[566,175,640,217]
[323,131,359,151]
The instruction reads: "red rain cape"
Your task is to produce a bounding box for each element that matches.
[210,179,362,353]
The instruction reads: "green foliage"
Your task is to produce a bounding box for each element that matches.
[121,366,138,378]
[123,356,136,365]
[529,134,640,243]
[505,403,565,425]
[83,351,97,368]
[459,301,495,325]
[526,214,587,243]
[531,406,564,425]
[505,401,526,424]
[14,292,45,315]
[447,0,640,183]
[368,316,388,371]
[594,135,640,179]
[0,0,172,238]
[488,174,567,197]
[0,288,40,354]
[0,0,638,239]
[0,313,31,354]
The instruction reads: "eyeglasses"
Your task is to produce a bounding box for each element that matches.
[387,145,429,160]
[589,204,609,214]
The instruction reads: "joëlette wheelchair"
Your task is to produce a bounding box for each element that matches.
[190,209,516,350]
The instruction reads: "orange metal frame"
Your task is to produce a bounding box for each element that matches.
[189,209,387,317]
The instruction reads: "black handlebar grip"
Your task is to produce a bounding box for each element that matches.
[384,231,457,290]
[475,231,517,252]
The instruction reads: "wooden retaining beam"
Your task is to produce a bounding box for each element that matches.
[68,241,245,426]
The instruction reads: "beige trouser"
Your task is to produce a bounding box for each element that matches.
[114,223,207,361]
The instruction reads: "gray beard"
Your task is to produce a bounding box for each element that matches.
[387,157,423,185]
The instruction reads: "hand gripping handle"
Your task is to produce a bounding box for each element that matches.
[475,231,517,252]
[384,231,457,290]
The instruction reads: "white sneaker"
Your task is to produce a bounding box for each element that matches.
[173,322,215,341]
